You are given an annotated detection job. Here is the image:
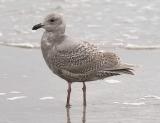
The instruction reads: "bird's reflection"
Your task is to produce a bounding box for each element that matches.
[66,107,71,123]
[66,106,86,123]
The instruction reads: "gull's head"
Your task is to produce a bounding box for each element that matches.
[32,13,65,33]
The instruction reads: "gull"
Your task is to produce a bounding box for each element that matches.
[32,13,134,107]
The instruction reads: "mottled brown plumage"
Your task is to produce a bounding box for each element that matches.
[32,13,134,107]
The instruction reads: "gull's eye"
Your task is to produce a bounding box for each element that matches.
[50,19,55,22]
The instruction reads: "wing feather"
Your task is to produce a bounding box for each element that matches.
[53,41,120,74]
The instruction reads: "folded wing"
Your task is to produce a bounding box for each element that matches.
[52,41,133,81]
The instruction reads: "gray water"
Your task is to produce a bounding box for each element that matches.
[0,0,160,48]
[0,0,160,123]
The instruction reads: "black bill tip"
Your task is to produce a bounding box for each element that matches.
[32,23,43,30]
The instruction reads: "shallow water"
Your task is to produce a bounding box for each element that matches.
[0,0,160,49]
[0,0,160,123]
[0,46,160,123]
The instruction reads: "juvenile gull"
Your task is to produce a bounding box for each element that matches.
[32,13,134,107]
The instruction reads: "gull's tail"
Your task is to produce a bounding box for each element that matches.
[108,68,134,75]
[106,63,135,75]
[115,64,135,75]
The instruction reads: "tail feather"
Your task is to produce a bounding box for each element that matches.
[108,68,134,75]
[119,63,135,69]
[105,63,135,75]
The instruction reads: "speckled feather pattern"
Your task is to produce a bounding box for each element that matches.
[40,13,134,82]
[42,37,121,82]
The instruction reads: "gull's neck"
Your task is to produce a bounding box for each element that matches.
[41,31,65,59]
[41,29,66,49]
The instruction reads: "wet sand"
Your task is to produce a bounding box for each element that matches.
[0,45,160,123]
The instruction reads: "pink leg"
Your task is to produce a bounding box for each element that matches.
[82,82,86,106]
[66,82,72,108]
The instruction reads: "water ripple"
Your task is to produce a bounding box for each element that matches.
[40,97,55,100]
[0,93,6,95]
[9,91,22,94]
[1,41,160,50]
[122,102,145,106]
[105,79,121,84]
[7,96,27,101]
